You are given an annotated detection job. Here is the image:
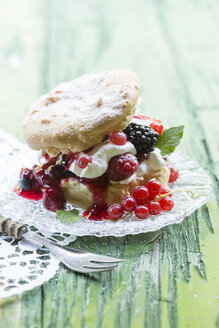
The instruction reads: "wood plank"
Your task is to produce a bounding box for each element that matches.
[0,0,218,327]
[153,0,219,202]
[0,0,46,327]
[151,1,219,327]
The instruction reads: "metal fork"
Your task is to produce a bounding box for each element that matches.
[0,215,123,274]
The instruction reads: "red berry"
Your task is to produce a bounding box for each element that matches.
[145,179,162,200]
[77,154,92,169]
[132,186,149,205]
[83,206,109,221]
[34,168,55,187]
[133,114,149,120]
[150,122,164,135]
[159,196,174,211]
[133,114,154,121]
[147,201,161,215]
[47,164,66,181]
[168,165,179,183]
[110,131,127,145]
[107,153,138,181]
[122,196,137,212]
[43,187,66,212]
[160,187,172,197]
[19,168,36,191]
[135,205,149,219]
[108,204,124,220]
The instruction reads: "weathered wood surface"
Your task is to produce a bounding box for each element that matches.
[0,0,219,327]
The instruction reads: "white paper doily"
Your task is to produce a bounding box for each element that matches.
[0,128,211,238]
[0,233,60,299]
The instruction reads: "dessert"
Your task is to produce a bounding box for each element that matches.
[15,70,183,221]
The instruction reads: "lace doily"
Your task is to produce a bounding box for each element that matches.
[0,129,78,298]
[0,128,211,238]
[0,232,60,299]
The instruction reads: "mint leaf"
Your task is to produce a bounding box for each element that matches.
[56,208,80,224]
[156,126,184,156]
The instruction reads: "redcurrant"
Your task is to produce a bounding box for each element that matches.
[108,204,124,220]
[122,196,137,212]
[145,179,162,200]
[110,131,127,145]
[77,154,92,169]
[147,201,161,215]
[132,186,149,205]
[135,205,149,219]
[160,187,172,197]
[159,196,174,211]
[168,165,179,183]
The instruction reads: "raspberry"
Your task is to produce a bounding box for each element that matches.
[150,122,164,135]
[110,131,127,145]
[108,204,124,220]
[145,179,162,200]
[123,123,159,154]
[132,186,149,205]
[147,201,161,215]
[160,187,172,197]
[107,153,138,181]
[122,196,137,212]
[168,164,179,183]
[77,154,92,168]
[159,196,174,211]
[135,205,149,219]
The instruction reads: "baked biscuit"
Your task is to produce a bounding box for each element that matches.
[23,70,140,153]
[61,167,170,209]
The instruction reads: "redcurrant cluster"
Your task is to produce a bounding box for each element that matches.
[107,178,176,221]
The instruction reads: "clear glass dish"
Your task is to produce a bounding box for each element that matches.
[0,128,211,237]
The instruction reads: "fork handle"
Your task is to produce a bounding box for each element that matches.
[0,215,28,239]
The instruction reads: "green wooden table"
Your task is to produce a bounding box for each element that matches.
[0,1,219,327]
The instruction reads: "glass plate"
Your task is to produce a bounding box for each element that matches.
[0,128,211,237]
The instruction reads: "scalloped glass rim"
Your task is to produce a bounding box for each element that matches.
[0,128,211,237]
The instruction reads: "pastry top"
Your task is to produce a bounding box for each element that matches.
[23,70,140,153]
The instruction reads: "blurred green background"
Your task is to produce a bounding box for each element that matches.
[1,0,218,145]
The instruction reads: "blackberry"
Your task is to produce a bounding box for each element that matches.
[123,123,159,154]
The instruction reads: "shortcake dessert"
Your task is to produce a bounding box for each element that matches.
[15,70,182,221]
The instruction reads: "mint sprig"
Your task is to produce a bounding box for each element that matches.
[156,126,184,156]
[56,208,80,224]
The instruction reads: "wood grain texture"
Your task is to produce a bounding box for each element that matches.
[0,0,219,327]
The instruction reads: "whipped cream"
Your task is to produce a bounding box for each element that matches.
[69,114,165,181]
[69,141,136,178]
[110,148,165,184]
